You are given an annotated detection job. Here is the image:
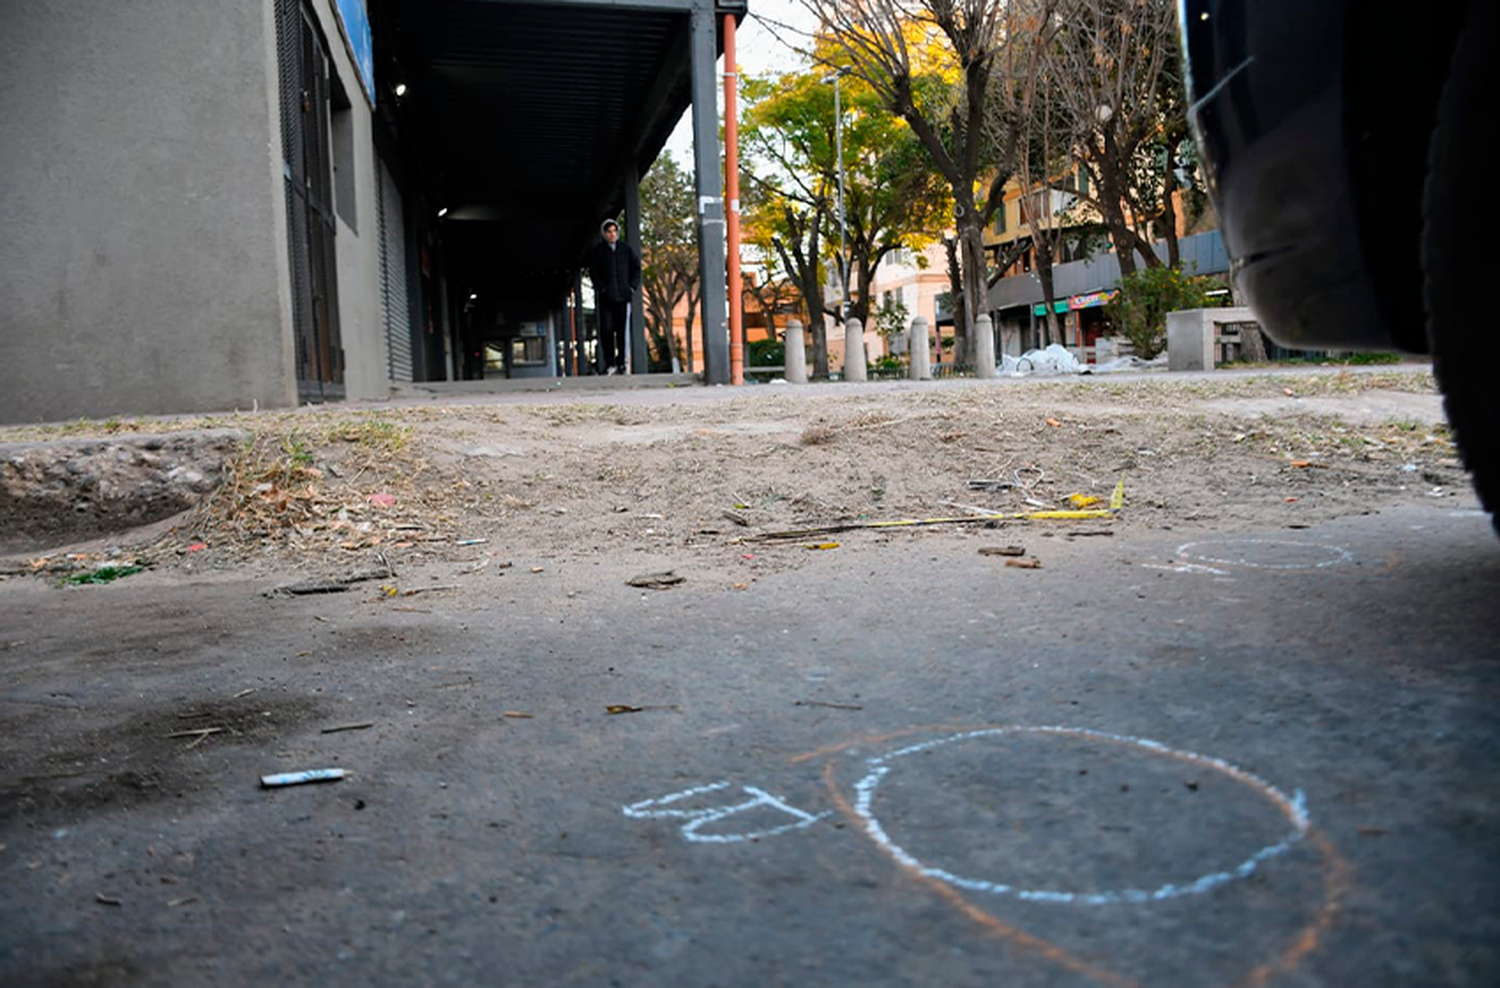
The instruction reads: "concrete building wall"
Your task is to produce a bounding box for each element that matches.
[869,243,949,363]
[0,0,294,424]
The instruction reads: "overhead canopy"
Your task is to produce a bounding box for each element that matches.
[375,0,740,318]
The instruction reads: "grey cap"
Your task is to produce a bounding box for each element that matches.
[601,218,619,235]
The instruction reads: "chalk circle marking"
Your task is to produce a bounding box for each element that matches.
[1176,539,1354,571]
[853,726,1310,907]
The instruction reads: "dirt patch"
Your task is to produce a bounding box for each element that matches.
[0,368,1470,588]
[0,692,327,826]
[0,430,243,556]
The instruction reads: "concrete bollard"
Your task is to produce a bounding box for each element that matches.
[908,316,931,380]
[843,317,867,382]
[973,313,997,379]
[783,319,807,384]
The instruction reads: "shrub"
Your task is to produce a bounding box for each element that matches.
[748,338,785,367]
[1109,267,1217,360]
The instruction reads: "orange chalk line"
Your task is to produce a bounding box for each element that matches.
[1234,827,1352,988]
[789,724,976,765]
[820,760,1138,988]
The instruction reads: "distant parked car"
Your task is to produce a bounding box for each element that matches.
[1180,0,1494,531]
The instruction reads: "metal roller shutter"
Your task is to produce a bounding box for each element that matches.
[378,163,413,383]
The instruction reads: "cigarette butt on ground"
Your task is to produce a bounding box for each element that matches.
[260,768,346,788]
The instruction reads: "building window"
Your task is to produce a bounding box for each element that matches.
[1077,166,1090,196]
[995,202,1008,234]
[512,337,546,365]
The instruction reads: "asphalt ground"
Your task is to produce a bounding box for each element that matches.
[2,501,1497,987]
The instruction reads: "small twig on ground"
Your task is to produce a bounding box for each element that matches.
[939,501,1009,517]
[794,700,863,711]
[319,722,375,734]
[165,727,223,740]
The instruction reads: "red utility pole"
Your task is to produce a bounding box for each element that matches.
[724,13,743,386]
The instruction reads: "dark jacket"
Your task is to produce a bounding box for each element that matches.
[585,238,641,304]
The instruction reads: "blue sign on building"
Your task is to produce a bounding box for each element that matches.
[332,0,375,107]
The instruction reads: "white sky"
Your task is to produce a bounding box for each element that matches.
[662,0,819,164]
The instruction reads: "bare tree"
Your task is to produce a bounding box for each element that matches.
[801,0,1040,367]
[997,3,1072,347]
[1044,0,1178,276]
[640,155,700,371]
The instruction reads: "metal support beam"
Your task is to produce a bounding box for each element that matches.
[467,0,696,10]
[689,2,728,384]
[625,161,648,374]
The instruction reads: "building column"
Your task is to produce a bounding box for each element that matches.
[689,1,728,384]
[625,161,649,374]
[572,270,585,376]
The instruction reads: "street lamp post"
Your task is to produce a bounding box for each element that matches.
[822,67,851,322]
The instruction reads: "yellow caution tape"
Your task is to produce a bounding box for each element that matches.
[1109,476,1126,511]
[1023,510,1114,520]
[1068,494,1100,508]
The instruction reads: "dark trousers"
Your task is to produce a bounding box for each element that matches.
[598,300,628,372]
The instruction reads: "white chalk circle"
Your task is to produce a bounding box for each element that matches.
[1176,539,1354,571]
[852,726,1309,906]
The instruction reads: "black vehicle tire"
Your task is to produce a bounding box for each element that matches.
[1423,2,1498,534]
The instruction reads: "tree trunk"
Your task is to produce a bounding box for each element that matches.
[1240,324,1268,363]
[1162,166,1181,269]
[796,266,828,378]
[851,260,873,327]
[1036,234,1060,348]
[1097,129,1143,278]
[943,236,967,368]
[773,234,828,379]
[1099,170,1138,277]
[957,215,988,368]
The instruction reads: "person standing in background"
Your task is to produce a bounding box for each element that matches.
[585,218,640,374]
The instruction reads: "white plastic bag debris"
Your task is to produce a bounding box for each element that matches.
[1000,344,1084,376]
[996,346,1167,376]
[1090,354,1168,374]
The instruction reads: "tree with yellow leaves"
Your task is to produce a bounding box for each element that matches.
[741,53,950,377]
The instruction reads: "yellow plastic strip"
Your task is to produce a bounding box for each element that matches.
[1023,510,1115,520]
[1109,476,1126,511]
